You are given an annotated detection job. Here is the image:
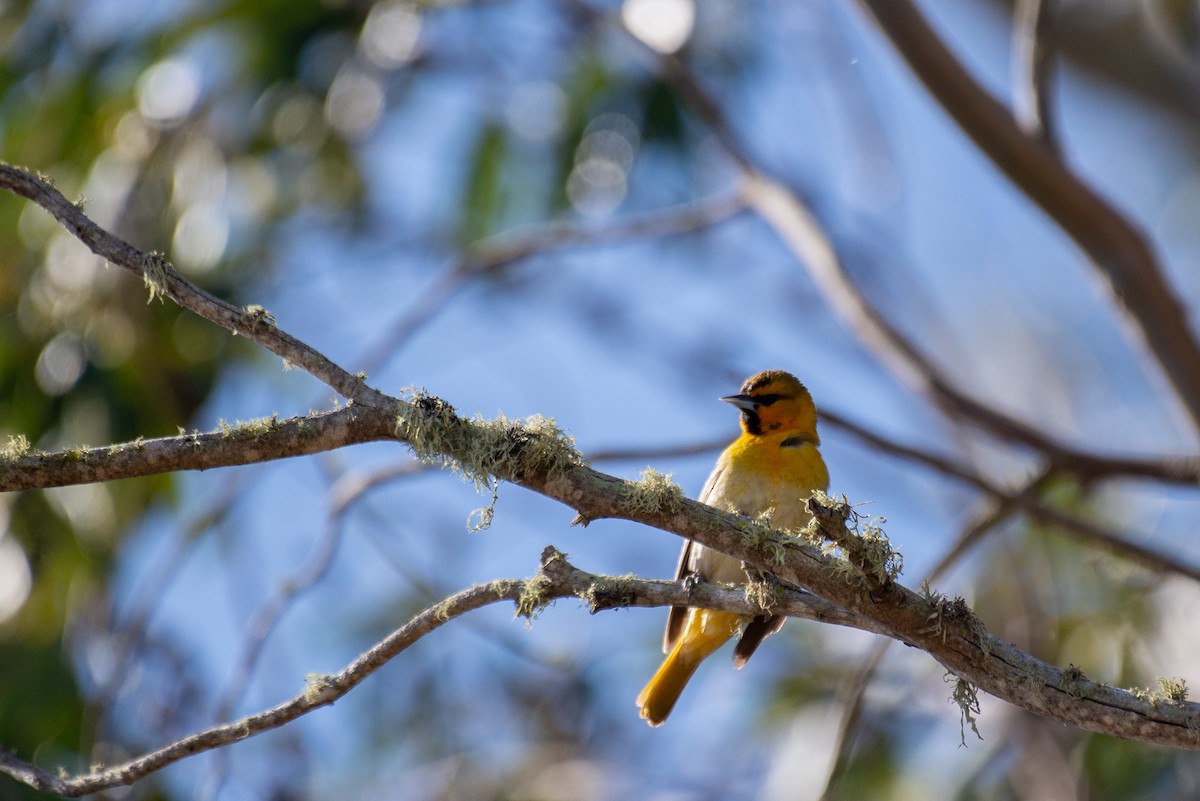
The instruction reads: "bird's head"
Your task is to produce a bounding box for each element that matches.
[722,370,818,439]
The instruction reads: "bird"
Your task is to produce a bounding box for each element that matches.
[636,370,829,726]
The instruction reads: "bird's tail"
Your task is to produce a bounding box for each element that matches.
[636,609,741,726]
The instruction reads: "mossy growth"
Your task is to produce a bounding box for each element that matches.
[396,390,584,530]
[737,509,791,566]
[141,251,170,304]
[1158,677,1189,702]
[626,468,685,516]
[804,491,903,585]
[218,414,281,438]
[515,573,554,623]
[577,574,639,613]
[1,434,32,461]
[1131,677,1189,706]
[240,304,277,332]
[947,674,983,746]
[744,572,781,612]
[304,672,334,703]
[918,589,986,656]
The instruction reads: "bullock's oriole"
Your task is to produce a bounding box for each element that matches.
[636,370,829,726]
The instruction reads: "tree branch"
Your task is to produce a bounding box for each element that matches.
[357,191,748,374]
[0,548,881,797]
[824,409,1200,583]
[393,391,1200,748]
[0,163,387,407]
[4,144,1200,799]
[635,46,1200,491]
[1013,0,1060,149]
[854,0,1200,436]
[0,406,397,492]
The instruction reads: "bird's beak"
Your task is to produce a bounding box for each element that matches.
[720,393,758,412]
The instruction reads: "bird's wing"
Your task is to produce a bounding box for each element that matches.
[663,460,728,652]
[696,460,725,507]
[663,539,694,653]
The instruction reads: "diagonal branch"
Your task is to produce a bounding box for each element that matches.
[0,547,878,797]
[824,410,1200,583]
[1013,0,1060,149]
[628,26,1200,485]
[0,163,386,407]
[854,0,1200,436]
[393,393,1200,748]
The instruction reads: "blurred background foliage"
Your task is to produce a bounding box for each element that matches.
[3,0,1200,799]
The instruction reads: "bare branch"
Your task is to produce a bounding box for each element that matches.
[356,192,748,374]
[618,23,1200,488]
[0,163,385,406]
[825,410,1200,583]
[854,0,1200,436]
[1013,0,1060,149]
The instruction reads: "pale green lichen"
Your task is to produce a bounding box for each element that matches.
[1,434,32,460]
[577,574,639,613]
[1017,662,1047,693]
[948,674,983,746]
[627,468,685,516]
[304,672,334,703]
[240,304,276,332]
[432,598,454,622]
[141,251,170,304]
[744,574,780,612]
[1131,676,1189,706]
[805,492,903,585]
[1158,676,1189,702]
[396,390,584,531]
[515,574,554,623]
[737,509,792,566]
[219,415,279,439]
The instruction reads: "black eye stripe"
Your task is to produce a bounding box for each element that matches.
[752,393,784,406]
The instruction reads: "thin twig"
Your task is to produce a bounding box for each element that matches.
[620,23,1200,482]
[356,192,748,375]
[0,548,882,797]
[0,163,385,406]
[824,410,1200,583]
[855,0,1200,436]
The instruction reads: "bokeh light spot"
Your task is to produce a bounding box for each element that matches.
[35,333,86,396]
[621,0,695,54]
[137,59,200,124]
[506,81,566,142]
[172,202,229,274]
[0,533,31,624]
[325,68,385,139]
[360,1,422,69]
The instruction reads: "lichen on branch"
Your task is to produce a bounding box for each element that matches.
[395,390,585,529]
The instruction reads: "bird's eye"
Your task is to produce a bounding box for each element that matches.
[753,393,784,406]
